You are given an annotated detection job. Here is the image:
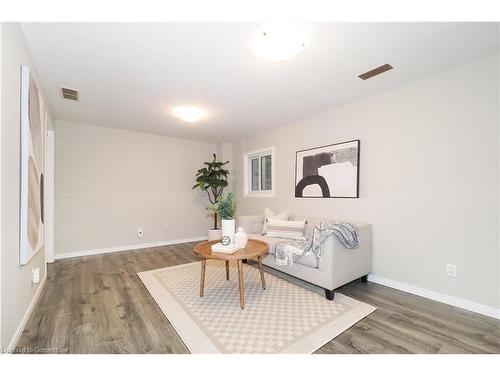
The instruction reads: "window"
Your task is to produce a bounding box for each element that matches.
[244,147,275,197]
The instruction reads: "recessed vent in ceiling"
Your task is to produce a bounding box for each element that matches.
[61,87,79,101]
[358,64,393,80]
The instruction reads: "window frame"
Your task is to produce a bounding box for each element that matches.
[243,146,275,197]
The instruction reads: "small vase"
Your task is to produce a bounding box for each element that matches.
[221,219,235,245]
[235,227,248,249]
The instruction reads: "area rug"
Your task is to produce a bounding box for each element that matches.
[138,261,375,354]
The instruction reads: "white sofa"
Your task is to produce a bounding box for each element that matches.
[236,215,373,300]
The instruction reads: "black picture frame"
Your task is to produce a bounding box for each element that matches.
[294,139,360,198]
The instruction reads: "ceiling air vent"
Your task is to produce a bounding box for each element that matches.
[61,87,79,101]
[358,64,393,80]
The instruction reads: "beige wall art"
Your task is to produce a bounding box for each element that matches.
[20,65,45,265]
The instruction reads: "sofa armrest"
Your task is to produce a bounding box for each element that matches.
[236,215,265,234]
[319,223,373,289]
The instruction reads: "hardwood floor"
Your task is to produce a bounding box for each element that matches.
[16,242,500,354]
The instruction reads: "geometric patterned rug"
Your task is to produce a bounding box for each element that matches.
[138,261,376,354]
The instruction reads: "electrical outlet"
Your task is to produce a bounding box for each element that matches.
[32,268,40,284]
[446,263,457,277]
[137,227,143,238]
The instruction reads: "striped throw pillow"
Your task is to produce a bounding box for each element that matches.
[261,208,290,234]
[266,218,306,241]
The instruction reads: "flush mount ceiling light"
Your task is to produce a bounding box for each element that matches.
[171,106,206,122]
[253,24,307,62]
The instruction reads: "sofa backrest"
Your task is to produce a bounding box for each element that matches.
[290,216,321,239]
[237,214,370,236]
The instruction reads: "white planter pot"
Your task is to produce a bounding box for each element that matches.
[207,229,222,241]
[221,219,236,245]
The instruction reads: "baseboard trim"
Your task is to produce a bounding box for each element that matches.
[54,236,208,260]
[367,274,500,320]
[7,274,47,352]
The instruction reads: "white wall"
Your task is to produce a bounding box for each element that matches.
[54,121,217,257]
[233,55,500,311]
[1,23,50,348]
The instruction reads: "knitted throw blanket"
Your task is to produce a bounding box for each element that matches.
[274,222,360,266]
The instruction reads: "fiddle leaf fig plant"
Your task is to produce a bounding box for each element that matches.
[192,154,229,229]
[208,193,236,221]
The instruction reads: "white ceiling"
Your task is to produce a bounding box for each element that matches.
[21,23,499,143]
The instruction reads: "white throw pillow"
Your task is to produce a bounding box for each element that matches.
[266,218,306,241]
[262,208,290,234]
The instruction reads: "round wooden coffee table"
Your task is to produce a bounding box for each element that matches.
[194,239,268,309]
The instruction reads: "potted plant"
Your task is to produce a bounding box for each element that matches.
[208,193,236,245]
[192,154,229,240]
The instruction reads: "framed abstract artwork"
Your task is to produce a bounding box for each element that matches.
[295,140,360,198]
[20,65,45,265]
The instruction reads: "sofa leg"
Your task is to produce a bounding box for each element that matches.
[360,275,368,282]
[324,289,335,300]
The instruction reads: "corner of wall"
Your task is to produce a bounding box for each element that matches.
[1,21,50,350]
[217,141,235,194]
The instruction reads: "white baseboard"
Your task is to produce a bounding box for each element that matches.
[7,275,47,352]
[367,274,500,320]
[54,236,208,260]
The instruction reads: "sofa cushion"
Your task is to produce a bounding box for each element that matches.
[266,218,306,241]
[248,234,282,255]
[248,234,318,269]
